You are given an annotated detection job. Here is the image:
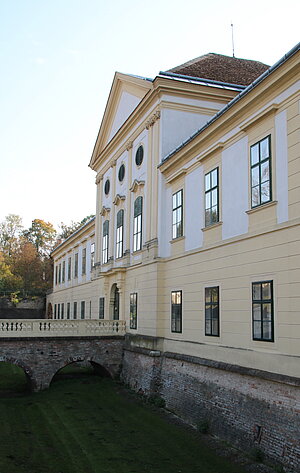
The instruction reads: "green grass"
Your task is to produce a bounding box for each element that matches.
[0,363,248,473]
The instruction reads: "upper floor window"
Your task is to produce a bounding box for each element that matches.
[91,243,95,270]
[172,190,183,239]
[67,302,70,319]
[205,286,219,337]
[62,260,65,283]
[104,179,110,195]
[133,196,143,252]
[251,136,272,208]
[73,301,77,319]
[61,303,64,320]
[102,220,109,264]
[205,168,219,227]
[68,257,71,280]
[252,281,274,341]
[171,290,182,333]
[116,209,124,259]
[82,248,86,275]
[135,145,144,166]
[74,253,78,278]
[55,266,58,285]
[81,301,85,319]
[118,164,125,182]
[58,263,61,284]
[130,293,138,329]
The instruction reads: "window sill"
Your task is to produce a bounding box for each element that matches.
[170,236,185,244]
[201,221,223,232]
[246,200,277,215]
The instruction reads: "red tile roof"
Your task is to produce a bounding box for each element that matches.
[166,53,269,86]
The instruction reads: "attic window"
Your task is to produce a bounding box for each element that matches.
[135,145,144,167]
[118,164,125,182]
[104,179,110,195]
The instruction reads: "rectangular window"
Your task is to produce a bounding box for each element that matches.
[74,253,78,278]
[133,196,143,252]
[54,304,57,319]
[171,290,182,333]
[205,287,220,336]
[99,297,105,319]
[67,302,70,319]
[116,210,124,259]
[73,301,77,320]
[62,261,65,283]
[82,248,86,275]
[55,266,58,285]
[205,168,219,227]
[91,243,95,270]
[251,136,272,207]
[68,257,71,280]
[252,281,274,341]
[172,190,183,239]
[58,263,61,284]
[81,301,85,319]
[130,293,138,329]
[102,220,109,264]
[58,303,60,319]
[61,303,64,319]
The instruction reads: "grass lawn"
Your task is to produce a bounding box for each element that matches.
[0,362,249,473]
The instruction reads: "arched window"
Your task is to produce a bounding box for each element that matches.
[102,220,109,264]
[116,209,124,259]
[133,196,143,252]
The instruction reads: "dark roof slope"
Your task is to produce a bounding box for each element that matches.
[166,53,269,86]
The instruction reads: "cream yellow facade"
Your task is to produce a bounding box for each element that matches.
[47,45,300,382]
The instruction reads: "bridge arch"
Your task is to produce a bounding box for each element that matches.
[49,355,113,387]
[0,356,35,391]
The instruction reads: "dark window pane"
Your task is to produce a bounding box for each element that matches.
[251,144,259,165]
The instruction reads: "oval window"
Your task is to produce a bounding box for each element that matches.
[104,179,110,195]
[135,145,144,166]
[118,164,125,182]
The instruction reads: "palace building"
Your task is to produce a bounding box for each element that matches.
[47,44,300,469]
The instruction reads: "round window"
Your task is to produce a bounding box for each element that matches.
[118,164,125,182]
[135,145,144,166]
[104,179,110,195]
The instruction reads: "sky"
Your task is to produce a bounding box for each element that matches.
[0,0,299,231]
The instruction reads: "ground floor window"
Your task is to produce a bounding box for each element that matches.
[99,297,105,319]
[54,304,57,319]
[130,293,138,329]
[67,302,70,319]
[171,290,182,333]
[81,301,85,319]
[205,286,219,336]
[73,301,77,319]
[58,303,61,319]
[252,281,274,341]
[61,303,64,320]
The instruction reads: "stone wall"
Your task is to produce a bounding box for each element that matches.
[121,338,300,472]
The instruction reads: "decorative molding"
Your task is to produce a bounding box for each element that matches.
[146,110,161,130]
[246,200,277,215]
[95,173,103,184]
[196,143,224,162]
[113,194,126,205]
[126,141,133,151]
[165,168,187,184]
[240,104,279,131]
[129,179,145,192]
[111,159,117,168]
[100,206,111,217]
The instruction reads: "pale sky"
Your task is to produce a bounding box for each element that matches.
[0,0,299,230]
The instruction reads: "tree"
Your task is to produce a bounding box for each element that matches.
[58,215,95,241]
[23,219,57,257]
[0,214,23,257]
[0,252,22,292]
[11,239,44,293]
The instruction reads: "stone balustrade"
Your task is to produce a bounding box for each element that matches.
[0,319,126,338]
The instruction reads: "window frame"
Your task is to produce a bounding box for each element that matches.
[116,209,124,259]
[82,248,86,275]
[99,297,105,319]
[68,257,71,281]
[133,196,143,252]
[67,302,70,319]
[172,189,183,239]
[90,243,95,270]
[80,301,85,320]
[205,286,220,337]
[205,167,219,227]
[252,280,274,342]
[73,301,77,319]
[130,292,138,330]
[74,253,78,278]
[171,290,182,333]
[250,135,272,208]
[102,220,109,264]
[62,261,65,283]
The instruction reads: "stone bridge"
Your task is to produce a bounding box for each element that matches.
[0,319,125,391]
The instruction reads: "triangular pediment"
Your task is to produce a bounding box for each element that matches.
[90,72,152,169]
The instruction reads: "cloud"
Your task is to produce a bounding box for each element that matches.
[34,57,46,65]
